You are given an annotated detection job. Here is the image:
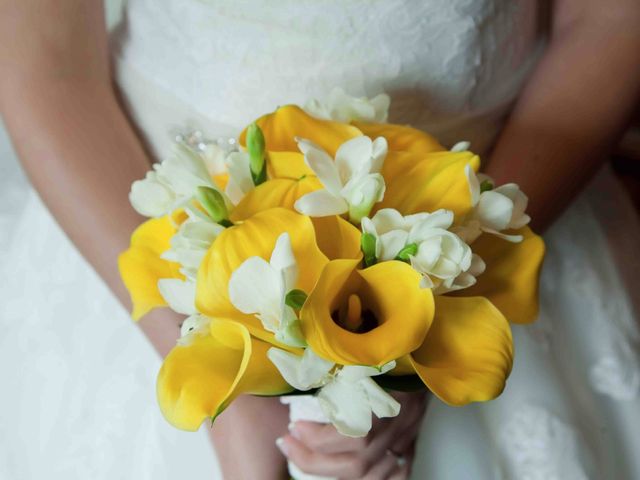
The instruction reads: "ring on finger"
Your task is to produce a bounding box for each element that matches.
[385,448,407,467]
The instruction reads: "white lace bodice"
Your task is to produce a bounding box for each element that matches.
[113,0,543,157]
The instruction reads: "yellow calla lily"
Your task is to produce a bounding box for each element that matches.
[311,216,363,261]
[196,208,328,343]
[239,105,362,157]
[230,177,322,222]
[378,150,480,219]
[301,259,434,367]
[267,151,314,180]
[378,151,430,184]
[454,227,545,324]
[410,296,513,405]
[352,121,445,154]
[390,355,416,376]
[118,216,183,320]
[157,318,292,431]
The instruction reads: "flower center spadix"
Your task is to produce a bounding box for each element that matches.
[332,293,378,333]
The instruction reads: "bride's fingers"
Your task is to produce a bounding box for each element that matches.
[290,421,372,454]
[365,399,425,460]
[383,443,415,480]
[373,415,422,458]
[278,433,373,478]
[359,451,407,480]
[387,463,411,480]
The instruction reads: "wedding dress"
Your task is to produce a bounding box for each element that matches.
[1,0,639,478]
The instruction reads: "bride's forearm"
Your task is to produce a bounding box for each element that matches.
[0,0,185,357]
[210,396,290,480]
[1,76,187,356]
[0,0,148,313]
[486,0,640,231]
[0,5,289,474]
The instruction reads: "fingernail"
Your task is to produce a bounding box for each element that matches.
[288,422,300,439]
[276,437,288,455]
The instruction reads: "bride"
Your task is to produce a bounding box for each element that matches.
[1,0,640,478]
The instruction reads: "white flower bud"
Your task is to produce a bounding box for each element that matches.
[162,216,225,280]
[463,166,531,242]
[343,173,386,224]
[129,171,176,218]
[129,143,218,218]
[409,229,472,289]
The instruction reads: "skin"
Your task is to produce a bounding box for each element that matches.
[1,0,639,479]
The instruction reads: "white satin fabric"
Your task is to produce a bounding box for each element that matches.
[1,0,639,479]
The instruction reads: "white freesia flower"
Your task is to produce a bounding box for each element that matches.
[317,362,400,437]
[409,224,473,290]
[362,208,482,292]
[200,143,229,178]
[458,166,531,243]
[294,136,387,223]
[158,278,197,315]
[433,253,486,295]
[224,151,255,205]
[157,274,213,347]
[267,348,334,391]
[304,87,390,123]
[130,143,218,217]
[362,209,437,261]
[177,314,211,346]
[129,171,176,218]
[228,233,305,347]
[157,279,210,346]
[161,213,225,280]
[268,347,400,437]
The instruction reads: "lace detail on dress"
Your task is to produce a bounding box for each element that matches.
[498,405,590,480]
[114,0,542,154]
[590,337,640,401]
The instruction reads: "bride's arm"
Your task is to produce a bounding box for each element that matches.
[486,0,640,231]
[0,2,288,478]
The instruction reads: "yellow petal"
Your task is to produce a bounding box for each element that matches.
[352,121,445,154]
[196,208,328,342]
[118,216,183,320]
[312,216,363,261]
[157,318,291,431]
[301,259,434,366]
[230,177,322,222]
[379,150,480,218]
[453,227,545,324]
[379,151,428,184]
[239,105,362,157]
[267,151,314,180]
[410,296,513,405]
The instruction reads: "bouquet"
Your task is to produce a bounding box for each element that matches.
[119,90,544,443]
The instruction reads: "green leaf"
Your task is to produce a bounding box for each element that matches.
[285,289,308,310]
[373,375,427,393]
[480,179,494,193]
[361,232,377,268]
[395,243,418,262]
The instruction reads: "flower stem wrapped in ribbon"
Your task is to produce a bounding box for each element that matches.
[119,89,544,438]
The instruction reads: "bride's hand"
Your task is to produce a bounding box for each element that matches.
[277,391,428,479]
